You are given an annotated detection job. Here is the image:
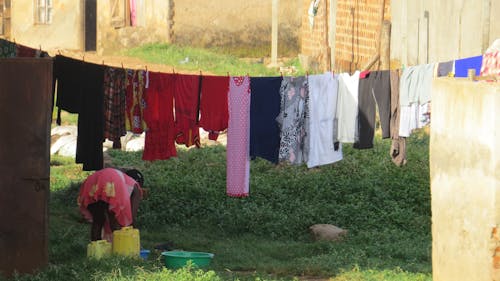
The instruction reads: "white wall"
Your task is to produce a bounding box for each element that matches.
[391,0,499,66]
[11,0,83,50]
[431,78,500,281]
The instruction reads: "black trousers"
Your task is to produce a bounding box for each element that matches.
[354,70,391,149]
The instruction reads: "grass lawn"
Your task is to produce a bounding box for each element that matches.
[125,43,305,76]
[4,45,432,281]
[4,130,432,281]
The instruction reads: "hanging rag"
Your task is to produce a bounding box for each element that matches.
[389,70,407,166]
[308,0,321,28]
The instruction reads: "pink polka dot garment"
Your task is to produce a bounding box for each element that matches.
[227,76,251,197]
[480,51,500,77]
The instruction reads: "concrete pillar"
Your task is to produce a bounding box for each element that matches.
[430,78,500,281]
[270,0,279,67]
[328,0,337,71]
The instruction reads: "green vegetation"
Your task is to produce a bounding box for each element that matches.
[125,43,305,76]
[4,130,432,281]
[6,46,431,281]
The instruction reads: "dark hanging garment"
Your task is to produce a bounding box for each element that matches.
[354,70,391,149]
[437,60,454,77]
[76,62,105,171]
[249,76,283,164]
[54,55,83,124]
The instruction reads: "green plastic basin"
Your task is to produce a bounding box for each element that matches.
[161,251,214,269]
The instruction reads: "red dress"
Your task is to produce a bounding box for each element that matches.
[199,75,229,140]
[77,168,142,232]
[142,72,177,161]
[174,74,201,147]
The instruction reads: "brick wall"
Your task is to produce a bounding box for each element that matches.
[301,0,390,73]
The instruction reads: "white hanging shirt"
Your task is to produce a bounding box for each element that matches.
[307,72,343,168]
[336,71,360,143]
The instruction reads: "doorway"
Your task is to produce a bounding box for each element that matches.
[85,0,96,51]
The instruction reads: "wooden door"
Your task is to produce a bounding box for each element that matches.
[0,58,53,278]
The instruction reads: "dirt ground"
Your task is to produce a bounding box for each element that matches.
[48,49,200,74]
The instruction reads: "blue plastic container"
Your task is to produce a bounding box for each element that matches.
[140,249,150,260]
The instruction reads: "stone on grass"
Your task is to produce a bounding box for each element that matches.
[57,136,78,157]
[51,135,77,156]
[125,134,145,152]
[309,224,348,242]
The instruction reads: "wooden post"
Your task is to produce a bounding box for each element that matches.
[380,20,391,70]
[481,0,492,53]
[270,0,279,67]
[166,0,174,43]
[376,0,385,70]
[329,0,338,71]
[401,0,407,67]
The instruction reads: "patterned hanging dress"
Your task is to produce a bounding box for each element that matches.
[226,76,251,197]
[276,76,310,165]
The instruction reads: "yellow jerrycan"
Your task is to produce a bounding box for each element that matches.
[87,240,112,259]
[112,226,140,257]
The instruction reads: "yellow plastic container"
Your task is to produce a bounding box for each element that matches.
[87,240,112,259]
[112,226,140,257]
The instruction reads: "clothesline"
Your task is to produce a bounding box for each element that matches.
[3,38,498,198]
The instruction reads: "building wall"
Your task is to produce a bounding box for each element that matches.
[172,0,302,56]
[10,0,83,50]
[300,0,390,73]
[430,78,500,281]
[300,0,330,71]
[97,0,171,55]
[391,0,500,67]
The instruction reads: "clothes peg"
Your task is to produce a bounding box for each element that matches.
[58,49,62,55]
[227,72,230,77]
[102,60,105,65]
[82,55,85,62]
[280,71,283,78]
[121,62,124,69]
[199,70,202,76]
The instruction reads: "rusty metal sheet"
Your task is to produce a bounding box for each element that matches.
[0,58,53,277]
